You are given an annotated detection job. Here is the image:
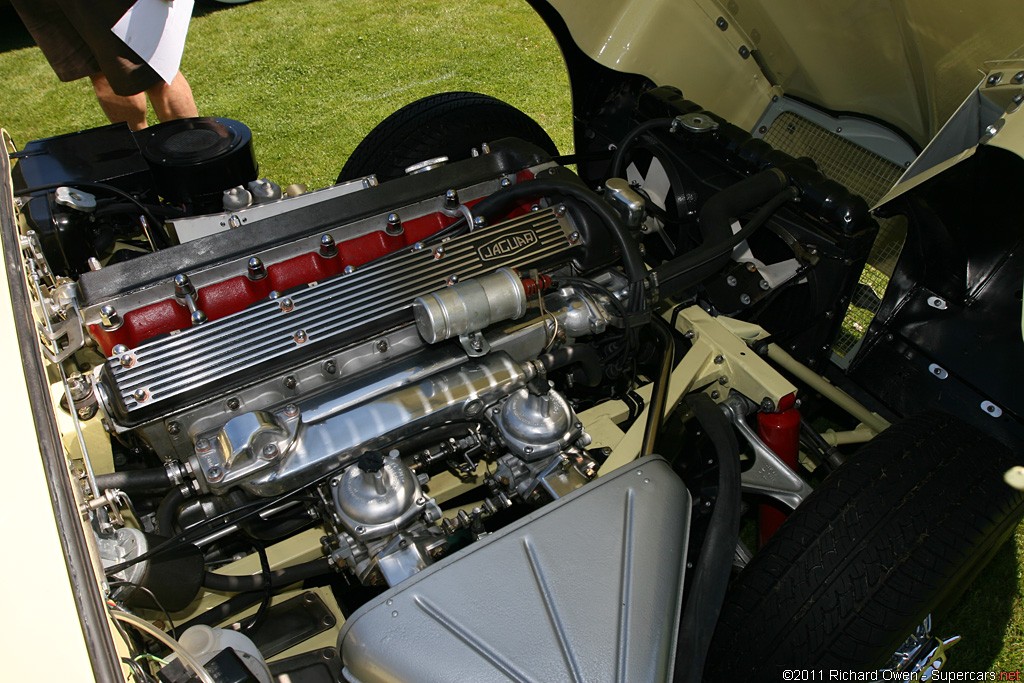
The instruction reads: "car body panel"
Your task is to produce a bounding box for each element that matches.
[545,0,1024,146]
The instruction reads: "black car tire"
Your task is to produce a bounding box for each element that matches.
[705,412,1024,677]
[337,91,557,183]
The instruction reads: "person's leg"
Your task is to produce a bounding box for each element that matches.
[146,71,199,122]
[89,72,148,129]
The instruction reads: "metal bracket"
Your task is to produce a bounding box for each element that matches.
[721,396,813,510]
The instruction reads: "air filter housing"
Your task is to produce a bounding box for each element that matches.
[137,117,257,213]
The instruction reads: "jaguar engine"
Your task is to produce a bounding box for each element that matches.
[11,91,893,679]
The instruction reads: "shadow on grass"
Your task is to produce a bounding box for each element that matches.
[944,533,1021,670]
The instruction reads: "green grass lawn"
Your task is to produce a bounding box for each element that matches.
[1,0,1022,672]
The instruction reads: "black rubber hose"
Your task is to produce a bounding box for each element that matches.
[641,317,675,456]
[202,557,333,593]
[609,117,676,179]
[155,486,187,537]
[470,177,647,302]
[95,467,171,493]
[673,394,742,683]
[655,178,797,298]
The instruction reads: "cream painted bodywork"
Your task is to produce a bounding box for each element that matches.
[0,131,94,679]
[547,0,1024,145]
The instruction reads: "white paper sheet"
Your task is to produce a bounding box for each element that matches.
[112,0,195,85]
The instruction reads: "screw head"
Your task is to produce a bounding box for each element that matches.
[262,443,279,458]
[279,298,294,313]
[740,293,752,305]
[207,466,222,481]
[294,329,308,344]
[323,359,337,375]
[284,375,297,390]
[167,421,181,435]
[284,403,299,417]
[714,354,725,365]
[226,397,240,411]
[196,437,211,452]
[376,339,389,353]
[132,388,148,402]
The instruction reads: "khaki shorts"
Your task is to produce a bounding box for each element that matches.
[12,0,162,96]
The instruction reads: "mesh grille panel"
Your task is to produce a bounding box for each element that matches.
[762,112,907,359]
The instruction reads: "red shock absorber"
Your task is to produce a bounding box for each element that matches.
[756,393,800,546]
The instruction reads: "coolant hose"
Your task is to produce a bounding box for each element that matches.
[94,466,172,493]
[654,169,795,297]
[673,394,742,683]
[202,557,333,592]
[641,317,675,456]
[471,177,647,308]
[156,486,187,537]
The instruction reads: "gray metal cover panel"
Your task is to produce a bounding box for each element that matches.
[338,456,690,683]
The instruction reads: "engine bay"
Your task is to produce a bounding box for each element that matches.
[9,85,924,681]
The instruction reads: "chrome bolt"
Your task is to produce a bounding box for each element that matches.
[118,352,134,369]
[726,275,738,287]
[555,205,567,217]
[133,388,148,402]
[499,177,512,188]
[759,280,770,290]
[112,344,129,356]
[386,213,403,236]
[191,310,208,326]
[760,397,776,412]
[443,189,459,210]
[207,466,223,481]
[413,242,424,251]
[196,437,211,452]
[473,216,486,228]
[319,234,338,258]
[284,403,299,418]
[166,421,181,435]
[524,446,534,455]
[294,329,308,344]
[247,256,267,280]
[99,305,122,330]
[433,245,445,259]
[415,497,425,506]
[226,397,240,411]
[568,231,580,244]
[279,297,294,312]
[740,293,752,305]
[343,265,355,274]
[284,375,297,390]
[376,339,389,353]
[323,359,337,375]
[262,443,279,459]
[173,273,195,299]
[447,274,459,285]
